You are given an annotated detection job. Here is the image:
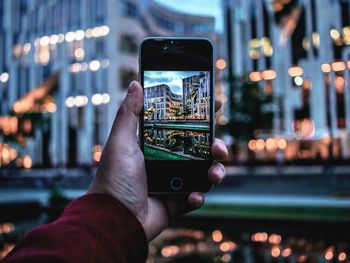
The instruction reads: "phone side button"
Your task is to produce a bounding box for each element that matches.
[170,177,183,191]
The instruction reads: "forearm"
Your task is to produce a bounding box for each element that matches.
[3,194,148,263]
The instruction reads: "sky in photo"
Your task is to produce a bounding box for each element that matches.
[144,71,204,95]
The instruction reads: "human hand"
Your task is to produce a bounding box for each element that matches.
[88,81,227,241]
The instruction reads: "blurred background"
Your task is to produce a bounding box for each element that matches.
[0,0,350,262]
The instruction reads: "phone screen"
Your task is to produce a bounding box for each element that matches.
[140,38,214,192]
[143,70,211,161]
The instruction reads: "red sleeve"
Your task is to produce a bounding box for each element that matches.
[3,193,148,263]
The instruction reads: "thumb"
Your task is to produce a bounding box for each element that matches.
[109,81,143,147]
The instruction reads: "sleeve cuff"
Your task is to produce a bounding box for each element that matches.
[60,193,148,262]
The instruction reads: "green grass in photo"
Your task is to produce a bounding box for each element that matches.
[144,146,190,160]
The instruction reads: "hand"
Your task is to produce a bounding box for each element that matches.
[88,81,228,241]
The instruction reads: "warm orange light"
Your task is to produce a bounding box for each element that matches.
[256,139,265,151]
[330,28,340,40]
[321,134,331,145]
[249,38,260,49]
[331,61,346,72]
[0,223,15,234]
[39,46,50,65]
[334,76,345,93]
[252,232,268,242]
[23,155,32,169]
[271,246,281,257]
[338,252,347,261]
[282,248,292,257]
[212,230,223,242]
[277,139,287,150]
[288,66,303,77]
[269,234,281,244]
[312,32,320,48]
[265,138,276,151]
[249,50,260,59]
[248,140,257,151]
[321,63,332,73]
[220,242,230,252]
[220,241,236,252]
[45,102,57,113]
[261,70,276,80]
[0,143,18,166]
[249,71,262,82]
[74,48,85,61]
[216,59,227,70]
[325,251,334,260]
[303,79,312,90]
[0,117,18,135]
[298,255,307,262]
[161,245,179,257]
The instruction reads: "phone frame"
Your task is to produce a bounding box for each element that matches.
[139,37,215,194]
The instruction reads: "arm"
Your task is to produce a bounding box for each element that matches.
[3,194,148,263]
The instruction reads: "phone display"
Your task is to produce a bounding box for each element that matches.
[140,37,214,193]
[143,70,211,161]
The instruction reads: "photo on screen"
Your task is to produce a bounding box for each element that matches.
[143,71,211,160]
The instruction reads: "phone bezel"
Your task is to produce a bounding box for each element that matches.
[139,37,215,194]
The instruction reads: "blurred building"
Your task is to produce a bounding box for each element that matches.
[183,72,210,120]
[223,0,350,161]
[0,0,218,168]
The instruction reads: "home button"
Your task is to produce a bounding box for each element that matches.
[170,177,183,190]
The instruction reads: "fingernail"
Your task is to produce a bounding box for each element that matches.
[215,164,224,174]
[215,166,225,182]
[128,81,137,94]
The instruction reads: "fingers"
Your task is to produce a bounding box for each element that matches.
[188,192,205,208]
[163,192,204,218]
[145,193,205,240]
[212,138,228,161]
[215,99,222,113]
[208,162,226,184]
[108,81,143,147]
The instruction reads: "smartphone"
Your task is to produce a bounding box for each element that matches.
[140,37,214,193]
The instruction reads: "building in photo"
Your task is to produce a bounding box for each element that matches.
[183,72,210,120]
[144,84,182,121]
